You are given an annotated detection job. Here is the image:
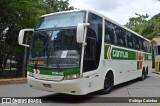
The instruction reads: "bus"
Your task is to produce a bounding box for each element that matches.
[151,38,160,72]
[18,10,152,95]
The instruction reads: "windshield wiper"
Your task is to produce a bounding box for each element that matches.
[54,58,62,71]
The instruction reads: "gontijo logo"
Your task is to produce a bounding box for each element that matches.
[107,46,129,59]
[112,50,128,58]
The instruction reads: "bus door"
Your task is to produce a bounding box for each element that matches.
[82,33,100,93]
[81,36,101,93]
[81,13,103,94]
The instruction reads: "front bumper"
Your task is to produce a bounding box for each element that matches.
[27,76,84,95]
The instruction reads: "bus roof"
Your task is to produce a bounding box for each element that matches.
[40,9,150,42]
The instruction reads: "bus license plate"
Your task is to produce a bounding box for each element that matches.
[43,83,52,88]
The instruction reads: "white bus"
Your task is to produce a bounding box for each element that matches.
[18,10,152,95]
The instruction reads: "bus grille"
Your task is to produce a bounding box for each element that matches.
[34,74,64,81]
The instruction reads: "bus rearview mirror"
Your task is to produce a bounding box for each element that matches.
[76,23,89,44]
[18,29,33,47]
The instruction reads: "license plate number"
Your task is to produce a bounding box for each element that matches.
[43,83,52,88]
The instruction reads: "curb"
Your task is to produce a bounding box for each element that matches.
[0,77,27,85]
[153,72,160,75]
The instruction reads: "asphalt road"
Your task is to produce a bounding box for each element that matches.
[0,73,160,106]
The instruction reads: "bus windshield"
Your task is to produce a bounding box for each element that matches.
[30,29,81,69]
[35,11,86,29]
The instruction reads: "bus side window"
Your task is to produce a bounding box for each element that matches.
[118,39,124,45]
[139,39,145,51]
[116,27,126,47]
[143,41,148,52]
[134,36,140,50]
[148,42,152,53]
[105,21,115,44]
[136,45,140,49]
[126,32,134,48]
[105,34,110,43]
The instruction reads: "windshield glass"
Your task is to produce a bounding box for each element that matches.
[30,29,81,69]
[30,31,51,66]
[48,29,81,68]
[35,11,86,29]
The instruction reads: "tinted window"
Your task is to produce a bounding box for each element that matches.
[134,36,140,50]
[139,38,145,51]
[83,13,102,72]
[115,27,126,47]
[84,28,96,61]
[105,21,116,44]
[126,32,134,48]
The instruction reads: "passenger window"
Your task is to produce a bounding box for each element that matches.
[126,32,134,48]
[116,27,126,47]
[105,21,115,44]
[134,36,140,50]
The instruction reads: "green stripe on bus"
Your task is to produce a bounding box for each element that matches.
[27,66,34,73]
[104,45,151,60]
[27,66,80,76]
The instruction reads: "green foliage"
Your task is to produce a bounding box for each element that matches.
[125,13,149,34]
[0,0,74,74]
[125,13,160,40]
[44,0,74,13]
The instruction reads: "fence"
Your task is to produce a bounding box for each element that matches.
[0,50,28,78]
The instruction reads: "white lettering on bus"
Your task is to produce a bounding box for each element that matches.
[52,72,63,76]
[112,50,128,58]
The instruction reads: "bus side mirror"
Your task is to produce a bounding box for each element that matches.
[76,23,90,44]
[18,29,33,47]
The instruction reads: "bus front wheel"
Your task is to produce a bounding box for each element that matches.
[100,72,114,94]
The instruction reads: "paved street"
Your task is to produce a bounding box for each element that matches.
[0,73,160,106]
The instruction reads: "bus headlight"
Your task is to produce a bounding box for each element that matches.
[63,74,81,80]
[27,71,34,77]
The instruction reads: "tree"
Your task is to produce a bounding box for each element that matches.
[0,0,45,77]
[125,13,149,33]
[0,0,74,77]
[125,13,160,40]
[44,0,74,13]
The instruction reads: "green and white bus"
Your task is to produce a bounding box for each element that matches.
[18,10,152,95]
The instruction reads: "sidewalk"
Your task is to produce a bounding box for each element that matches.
[0,77,27,85]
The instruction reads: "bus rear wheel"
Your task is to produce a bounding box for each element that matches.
[140,68,145,81]
[145,67,148,78]
[100,72,113,94]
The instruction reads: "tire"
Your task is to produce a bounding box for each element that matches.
[140,69,145,81]
[145,67,148,79]
[100,72,114,94]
